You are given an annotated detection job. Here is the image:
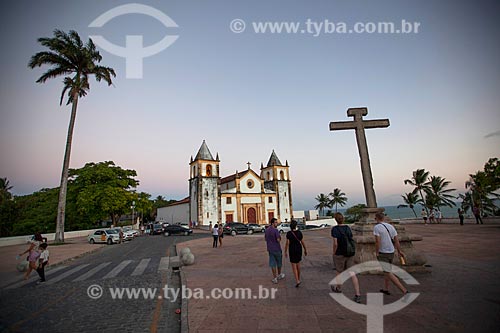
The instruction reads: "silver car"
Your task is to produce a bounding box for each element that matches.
[88,229,120,245]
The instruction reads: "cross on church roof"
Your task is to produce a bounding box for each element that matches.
[247,161,251,170]
[329,107,390,208]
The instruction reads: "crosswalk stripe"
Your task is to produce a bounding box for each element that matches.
[158,257,169,271]
[73,262,111,282]
[131,258,151,276]
[46,264,90,285]
[5,265,67,289]
[102,260,132,279]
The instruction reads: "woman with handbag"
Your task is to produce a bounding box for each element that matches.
[19,232,44,280]
[284,220,307,287]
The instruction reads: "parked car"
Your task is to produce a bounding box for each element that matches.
[150,224,164,235]
[223,222,251,236]
[88,229,120,245]
[112,228,134,241]
[277,223,291,233]
[305,224,321,230]
[248,223,264,233]
[163,225,193,236]
[123,226,139,237]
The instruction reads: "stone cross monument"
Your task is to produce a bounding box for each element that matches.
[330,107,390,222]
[329,107,427,271]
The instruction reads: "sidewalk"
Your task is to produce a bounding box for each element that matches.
[0,236,105,288]
[179,219,500,332]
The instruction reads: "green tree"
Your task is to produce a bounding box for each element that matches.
[314,193,330,216]
[29,30,116,243]
[135,192,153,224]
[404,169,431,215]
[0,178,15,236]
[69,161,139,227]
[425,176,456,210]
[344,204,367,223]
[400,192,420,218]
[483,157,500,191]
[328,188,348,213]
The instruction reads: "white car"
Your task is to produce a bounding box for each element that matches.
[112,228,134,241]
[277,223,291,234]
[88,229,120,245]
[123,227,139,237]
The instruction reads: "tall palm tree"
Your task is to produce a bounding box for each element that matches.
[425,176,456,210]
[404,169,431,216]
[328,188,347,213]
[400,192,420,218]
[29,30,115,242]
[466,171,499,215]
[0,177,13,204]
[314,193,330,216]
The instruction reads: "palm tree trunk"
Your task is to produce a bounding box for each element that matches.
[411,208,417,218]
[55,95,79,243]
[418,188,429,216]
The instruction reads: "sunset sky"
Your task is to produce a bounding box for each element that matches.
[1,0,499,210]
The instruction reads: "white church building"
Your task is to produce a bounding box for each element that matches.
[157,141,294,226]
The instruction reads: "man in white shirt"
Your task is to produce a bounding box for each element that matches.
[373,213,408,296]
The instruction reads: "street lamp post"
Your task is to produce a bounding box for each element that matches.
[131,200,136,227]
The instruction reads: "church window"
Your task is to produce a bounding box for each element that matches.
[247,179,254,189]
[226,197,232,204]
[268,197,273,203]
[205,190,209,197]
[193,166,196,176]
[207,212,209,218]
[206,165,212,177]
[266,172,270,180]
[280,171,285,180]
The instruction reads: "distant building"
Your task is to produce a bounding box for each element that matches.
[305,210,319,221]
[157,141,294,226]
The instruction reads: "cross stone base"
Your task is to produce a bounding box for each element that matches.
[351,208,429,274]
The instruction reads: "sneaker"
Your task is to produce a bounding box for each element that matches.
[330,285,342,293]
[271,277,278,284]
[354,295,362,303]
[277,273,285,280]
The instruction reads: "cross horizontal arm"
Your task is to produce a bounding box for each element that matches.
[329,119,390,131]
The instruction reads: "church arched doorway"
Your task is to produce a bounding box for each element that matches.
[247,208,256,224]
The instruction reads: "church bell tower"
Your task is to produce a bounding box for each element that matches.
[189,140,220,226]
[261,150,293,222]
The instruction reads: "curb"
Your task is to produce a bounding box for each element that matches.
[179,268,189,333]
[175,243,189,333]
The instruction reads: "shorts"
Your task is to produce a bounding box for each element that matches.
[268,251,282,268]
[333,255,354,273]
[377,252,394,272]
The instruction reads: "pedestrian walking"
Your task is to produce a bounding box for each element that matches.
[435,209,442,224]
[429,209,435,224]
[373,213,409,296]
[458,208,464,226]
[265,218,285,284]
[19,233,43,280]
[284,220,307,287]
[218,223,224,247]
[421,208,428,225]
[473,205,483,224]
[330,213,361,303]
[212,223,219,248]
[36,242,49,283]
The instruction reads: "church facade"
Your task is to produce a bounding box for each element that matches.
[157,141,293,226]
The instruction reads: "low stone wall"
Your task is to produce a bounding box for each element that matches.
[0,229,100,247]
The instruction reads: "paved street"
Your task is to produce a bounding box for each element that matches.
[0,233,208,333]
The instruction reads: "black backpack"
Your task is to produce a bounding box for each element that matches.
[338,226,355,257]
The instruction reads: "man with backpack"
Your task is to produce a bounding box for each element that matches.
[373,212,408,296]
[331,212,361,303]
